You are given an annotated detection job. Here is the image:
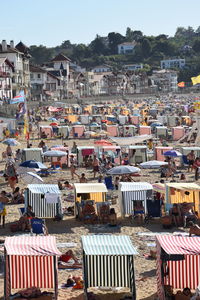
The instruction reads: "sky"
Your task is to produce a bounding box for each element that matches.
[1,0,200,47]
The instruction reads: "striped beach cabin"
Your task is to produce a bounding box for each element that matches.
[25,184,62,218]
[81,235,138,300]
[118,182,153,217]
[156,235,200,300]
[4,236,61,300]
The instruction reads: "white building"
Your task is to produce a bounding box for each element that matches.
[30,65,60,101]
[91,65,111,73]
[160,58,185,69]
[124,64,143,71]
[118,42,136,54]
[0,40,31,97]
[0,58,14,100]
[150,69,178,92]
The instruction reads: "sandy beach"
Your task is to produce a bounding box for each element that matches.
[0,136,193,300]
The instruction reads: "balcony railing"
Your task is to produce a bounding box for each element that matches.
[0,71,10,77]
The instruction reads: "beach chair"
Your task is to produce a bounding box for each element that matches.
[18,207,25,216]
[96,201,110,223]
[30,218,47,235]
[104,176,114,190]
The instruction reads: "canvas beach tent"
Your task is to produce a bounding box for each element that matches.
[81,234,138,300]
[118,182,153,217]
[156,235,200,300]
[25,184,62,218]
[4,236,61,300]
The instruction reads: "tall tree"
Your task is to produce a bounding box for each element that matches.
[141,38,151,58]
[108,32,125,54]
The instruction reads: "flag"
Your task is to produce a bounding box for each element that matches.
[177,81,185,87]
[191,75,200,85]
[10,90,25,104]
[23,115,29,140]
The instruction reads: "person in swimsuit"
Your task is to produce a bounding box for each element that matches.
[169,204,181,227]
[187,150,195,172]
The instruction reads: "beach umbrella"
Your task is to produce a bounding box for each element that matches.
[107,165,140,175]
[163,150,182,157]
[140,160,168,169]
[19,160,47,169]
[43,150,67,157]
[94,140,113,146]
[2,138,20,146]
[50,122,58,126]
[51,145,63,148]
[21,172,43,184]
[48,117,57,121]
[150,122,163,127]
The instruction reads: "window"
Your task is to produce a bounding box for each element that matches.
[37,74,41,79]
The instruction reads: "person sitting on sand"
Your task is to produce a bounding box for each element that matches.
[81,201,97,223]
[79,173,88,183]
[63,181,73,190]
[12,187,24,204]
[109,208,117,226]
[169,204,181,227]
[189,221,200,237]
[59,250,81,267]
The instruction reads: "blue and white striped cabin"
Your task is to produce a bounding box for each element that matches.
[118,182,153,217]
[25,184,62,218]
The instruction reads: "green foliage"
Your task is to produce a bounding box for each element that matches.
[29,25,200,82]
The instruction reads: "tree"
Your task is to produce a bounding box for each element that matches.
[29,45,55,64]
[175,27,187,38]
[108,32,125,54]
[193,39,200,53]
[132,30,143,41]
[89,35,108,55]
[141,38,151,58]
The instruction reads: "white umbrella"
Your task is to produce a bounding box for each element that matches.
[140,160,168,169]
[107,165,140,175]
[43,150,67,157]
[21,172,43,184]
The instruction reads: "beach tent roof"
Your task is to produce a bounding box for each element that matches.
[74,183,107,194]
[119,182,153,192]
[27,184,61,194]
[5,236,61,256]
[82,235,138,255]
[110,135,152,146]
[182,147,200,151]
[166,182,200,190]
[156,235,200,255]
[22,148,42,152]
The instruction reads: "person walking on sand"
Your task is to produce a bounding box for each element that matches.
[93,155,99,178]
[187,150,195,172]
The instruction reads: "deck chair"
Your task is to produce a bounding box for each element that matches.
[96,201,110,223]
[30,218,47,235]
[104,176,114,190]
[18,207,25,216]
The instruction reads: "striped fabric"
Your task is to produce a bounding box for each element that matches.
[26,184,61,218]
[82,235,138,255]
[84,255,133,288]
[5,236,61,256]
[82,235,137,295]
[156,239,166,300]
[164,255,200,289]
[156,236,200,300]
[156,235,200,255]
[9,256,55,289]
[4,236,61,292]
[122,191,147,215]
